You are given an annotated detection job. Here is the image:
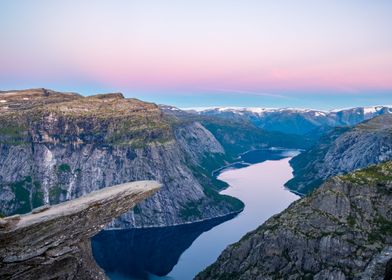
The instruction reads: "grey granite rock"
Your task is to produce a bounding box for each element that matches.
[286,114,392,194]
[196,161,392,280]
[0,89,243,228]
[0,180,160,280]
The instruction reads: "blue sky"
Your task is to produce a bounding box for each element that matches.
[1,0,391,109]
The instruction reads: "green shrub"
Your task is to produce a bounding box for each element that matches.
[58,163,71,173]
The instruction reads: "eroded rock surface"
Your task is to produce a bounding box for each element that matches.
[0,180,160,280]
[286,114,392,194]
[196,162,392,280]
[0,88,243,228]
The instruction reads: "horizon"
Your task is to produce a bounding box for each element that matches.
[1,87,392,111]
[1,0,391,109]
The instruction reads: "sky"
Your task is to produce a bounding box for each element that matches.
[0,0,392,109]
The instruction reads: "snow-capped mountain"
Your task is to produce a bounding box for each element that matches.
[183,106,392,135]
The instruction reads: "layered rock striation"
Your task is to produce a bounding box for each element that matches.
[0,88,243,228]
[0,180,160,280]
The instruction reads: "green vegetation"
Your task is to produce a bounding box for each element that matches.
[179,143,245,216]
[0,93,175,147]
[340,161,392,185]
[49,185,67,204]
[201,119,308,159]
[347,215,356,228]
[8,176,45,214]
[58,163,71,173]
[179,201,202,221]
[366,215,392,243]
[0,125,25,137]
[104,116,174,147]
[376,215,392,236]
[0,123,28,145]
[32,181,44,209]
[10,178,31,214]
[133,205,141,214]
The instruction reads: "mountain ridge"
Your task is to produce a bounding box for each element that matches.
[286,114,392,194]
[189,105,392,135]
[196,161,392,280]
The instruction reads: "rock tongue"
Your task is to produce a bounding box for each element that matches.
[0,180,160,280]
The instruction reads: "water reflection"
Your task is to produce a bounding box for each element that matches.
[212,148,299,176]
[92,214,237,280]
[92,149,300,280]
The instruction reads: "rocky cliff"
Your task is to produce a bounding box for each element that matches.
[0,88,243,228]
[286,114,392,194]
[0,180,160,280]
[196,161,392,280]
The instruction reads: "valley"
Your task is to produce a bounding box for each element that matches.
[92,149,299,279]
[2,2,391,279]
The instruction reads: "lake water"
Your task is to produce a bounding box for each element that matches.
[92,149,300,280]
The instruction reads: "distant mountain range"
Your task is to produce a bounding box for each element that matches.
[186,106,392,135]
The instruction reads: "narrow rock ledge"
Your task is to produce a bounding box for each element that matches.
[0,180,161,280]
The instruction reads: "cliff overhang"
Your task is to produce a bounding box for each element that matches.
[0,180,160,280]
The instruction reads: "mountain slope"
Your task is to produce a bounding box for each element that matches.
[196,161,392,280]
[0,89,243,228]
[163,106,312,157]
[286,114,392,194]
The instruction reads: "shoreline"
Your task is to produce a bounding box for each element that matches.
[211,147,302,177]
[106,148,302,231]
[106,208,244,230]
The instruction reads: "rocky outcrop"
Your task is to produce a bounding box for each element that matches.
[196,161,392,280]
[286,114,392,194]
[0,180,160,280]
[0,88,243,228]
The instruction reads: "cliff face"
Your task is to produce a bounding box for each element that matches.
[286,114,392,194]
[0,180,160,280]
[196,161,392,280]
[0,89,242,228]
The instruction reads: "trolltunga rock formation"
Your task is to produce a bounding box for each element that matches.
[0,180,160,280]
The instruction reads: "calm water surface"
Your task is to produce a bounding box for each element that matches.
[92,149,300,280]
